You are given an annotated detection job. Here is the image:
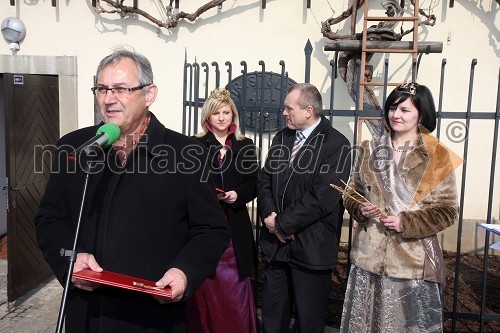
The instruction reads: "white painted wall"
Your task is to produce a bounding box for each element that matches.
[0,0,498,249]
[1,1,493,124]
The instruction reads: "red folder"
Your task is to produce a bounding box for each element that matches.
[72,268,172,298]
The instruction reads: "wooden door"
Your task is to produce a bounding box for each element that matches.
[3,73,59,301]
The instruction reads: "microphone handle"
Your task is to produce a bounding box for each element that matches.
[71,133,106,158]
[81,134,109,155]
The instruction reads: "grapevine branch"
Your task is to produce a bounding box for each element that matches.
[94,0,227,29]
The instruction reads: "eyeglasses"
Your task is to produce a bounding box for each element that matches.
[91,84,151,98]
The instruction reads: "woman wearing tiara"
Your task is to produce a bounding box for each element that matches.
[340,82,459,332]
[187,87,260,333]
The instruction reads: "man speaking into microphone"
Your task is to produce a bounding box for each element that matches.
[34,48,230,333]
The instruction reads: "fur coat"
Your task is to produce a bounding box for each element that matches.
[344,131,459,279]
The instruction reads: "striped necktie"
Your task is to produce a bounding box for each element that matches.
[289,131,305,164]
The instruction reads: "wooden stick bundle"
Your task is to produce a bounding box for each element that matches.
[330,180,388,219]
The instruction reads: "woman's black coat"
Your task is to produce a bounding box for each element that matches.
[194,131,259,276]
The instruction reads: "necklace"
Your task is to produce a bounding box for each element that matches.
[394,147,413,153]
[392,141,414,153]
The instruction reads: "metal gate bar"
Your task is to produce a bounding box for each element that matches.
[182,50,500,332]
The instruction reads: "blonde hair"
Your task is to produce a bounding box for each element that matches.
[195,88,245,140]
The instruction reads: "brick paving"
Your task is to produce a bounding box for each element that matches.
[0,259,61,333]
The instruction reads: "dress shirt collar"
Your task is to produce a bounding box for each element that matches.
[299,116,321,142]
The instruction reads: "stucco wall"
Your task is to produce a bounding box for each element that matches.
[1,0,498,252]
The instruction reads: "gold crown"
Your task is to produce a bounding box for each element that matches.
[209,88,231,101]
[395,82,418,95]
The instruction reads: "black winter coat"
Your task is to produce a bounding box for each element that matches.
[34,113,230,333]
[257,116,351,270]
[193,132,259,276]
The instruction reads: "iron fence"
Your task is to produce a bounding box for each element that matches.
[182,45,500,332]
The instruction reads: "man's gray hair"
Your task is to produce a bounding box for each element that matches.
[287,83,323,116]
[95,47,154,87]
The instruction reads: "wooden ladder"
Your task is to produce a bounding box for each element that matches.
[358,0,420,110]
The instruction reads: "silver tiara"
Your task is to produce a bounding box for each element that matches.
[395,82,418,95]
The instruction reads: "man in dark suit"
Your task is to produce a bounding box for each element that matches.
[34,48,230,332]
[258,83,351,333]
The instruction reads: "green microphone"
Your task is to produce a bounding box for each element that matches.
[70,123,120,160]
[96,123,120,148]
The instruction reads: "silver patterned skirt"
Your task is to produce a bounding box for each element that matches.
[340,264,443,333]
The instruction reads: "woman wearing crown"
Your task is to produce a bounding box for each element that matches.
[187,88,260,332]
[339,82,459,332]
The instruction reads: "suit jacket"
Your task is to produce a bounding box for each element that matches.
[34,113,230,333]
[257,116,351,270]
[193,132,259,276]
